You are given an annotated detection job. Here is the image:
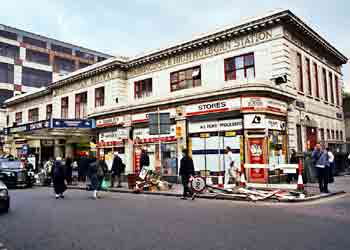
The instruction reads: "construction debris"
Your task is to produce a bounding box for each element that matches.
[207,185,305,201]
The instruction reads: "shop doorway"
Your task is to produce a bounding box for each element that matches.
[306,127,317,150]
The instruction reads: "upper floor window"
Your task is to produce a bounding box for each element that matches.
[340,131,343,141]
[335,75,340,106]
[323,68,328,102]
[313,63,319,98]
[0,30,17,40]
[0,62,14,84]
[51,44,72,55]
[53,57,75,73]
[22,67,52,87]
[15,112,22,124]
[296,53,303,92]
[26,49,50,65]
[329,72,334,104]
[305,58,311,95]
[320,128,325,141]
[6,115,9,126]
[327,129,330,140]
[0,42,19,59]
[170,66,201,91]
[79,62,92,69]
[98,56,107,62]
[46,104,52,120]
[75,92,87,119]
[331,129,335,140]
[225,53,255,81]
[61,97,69,119]
[23,36,47,49]
[336,130,339,140]
[95,87,105,107]
[135,78,152,98]
[28,108,39,122]
[76,50,95,61]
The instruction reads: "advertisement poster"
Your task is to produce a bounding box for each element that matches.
[134,148,142,173]
[248,138,267,182]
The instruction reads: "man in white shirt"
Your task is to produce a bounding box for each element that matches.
[225,146,237,187]
[326,148,335,183]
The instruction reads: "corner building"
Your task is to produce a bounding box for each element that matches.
[4,10,347,183]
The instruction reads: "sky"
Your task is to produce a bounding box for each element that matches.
[1,0,349,86]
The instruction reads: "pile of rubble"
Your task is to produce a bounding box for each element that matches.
[207,185,306,201]
[134,168,173,193]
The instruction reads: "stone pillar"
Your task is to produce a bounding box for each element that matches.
[287,107,298,152]
[175,106,187,170]
[54,139,64,159]
[65,144,74,159]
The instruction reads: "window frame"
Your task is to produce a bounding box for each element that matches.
[75,92,88,119]
[28,108,39,122]
[335,75,340,106]
[224,52,255,81]
[314,62,319,98]
[134,78,153,99]
[95,87,105,107]
[323,68,328,101]
[297,53,303,92]
[329,72,334,104]
[305,57,311,95]
[46,104,53,120]
[61,97,69,119]
[170,66,201,92]
[15,112,22,124]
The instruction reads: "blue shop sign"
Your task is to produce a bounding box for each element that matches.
[52,119,95,129]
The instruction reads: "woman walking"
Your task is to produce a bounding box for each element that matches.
[88,158,99,199]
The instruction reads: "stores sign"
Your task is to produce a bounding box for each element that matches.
[188,119,242,133]
[185,98,240,116]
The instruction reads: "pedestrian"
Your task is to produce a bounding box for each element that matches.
[65,157,73,185]
[224,146,239,187]
[179,149,195,200]
[88,157,99,199]
[287,149,298,183]
[312,144,330,193]
[96,156,108,190]
[78,153,89,183]
[52,157,67,199]
[326,148,335,183]
[140,148,150,172]
[110,152,125,188]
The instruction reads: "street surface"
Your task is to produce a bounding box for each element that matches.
[1,187,350,250]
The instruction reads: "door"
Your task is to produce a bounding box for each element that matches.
[246,137,268,183]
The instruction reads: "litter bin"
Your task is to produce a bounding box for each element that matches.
[127,174,137,189]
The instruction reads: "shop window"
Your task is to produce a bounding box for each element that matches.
[61,97,69,119]
[15,112,22,124]
[0,42,19,59]
[320,128,325,141]
[51,44,72,55]
[327,129,330,140]
[53,57,75,73]
[75,92,87,119]
[336,130,339,140]
[331,130,335,139]
[314,63,319,98]
[268,131,287,165]
[305,57,311,95]
[224,53,255,81]
[23,36,47,49]
[0,30,17,40]
[335,75,340,106]
[95,87,104,107]
[46,104,52,120]
[28,108,39,122]
[0,62,14,84]
[135,78,152,98]
[329,72,334,104]
[22,67,52,87]
[296,125,302,152]
[26,49,50,65]
[170,66,201,91]
[323,68,328,101]
[296,53,303,92]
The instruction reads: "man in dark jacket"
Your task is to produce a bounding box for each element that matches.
[78,154,89,182]
[110,152,124,188]
[140,148,150,172]
[65,157,73,185]
[52,157,67,199]
[179,149,195,200]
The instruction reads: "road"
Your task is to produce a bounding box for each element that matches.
[1,188,350,250]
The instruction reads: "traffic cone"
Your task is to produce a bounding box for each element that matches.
[218,175,224,188]
[206,176,213,186]
[297,159,304,191]
[240,171,246,187]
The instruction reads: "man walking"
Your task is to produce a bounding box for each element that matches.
[52,157,67,199]
[179,149,195,200]
[111,152,124,188]
[312,144,330,193]
[96,156,108,190]
[140,148,150,172]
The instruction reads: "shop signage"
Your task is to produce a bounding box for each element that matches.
[96,116,125,128]
[188,119,243,133]
[52,119,94,129]
[99,129,128,142]
[133,125,176,143]
[241,97,287,114]
[266,119,286,131]
[132,108,176,123]
[128,30,273,77]
[185,98,240,116]
[247,138,266,182]
[28,120,50,131]
[244,114,266,129]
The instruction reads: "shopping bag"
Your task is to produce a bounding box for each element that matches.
[101,179,108,190]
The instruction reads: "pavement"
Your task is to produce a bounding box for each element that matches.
[66,176,349,202]
[1,188,350,250]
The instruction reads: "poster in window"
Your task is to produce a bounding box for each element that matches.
[248,138,266,181]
